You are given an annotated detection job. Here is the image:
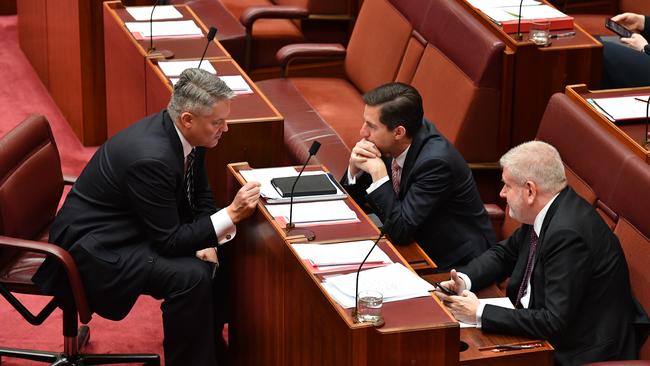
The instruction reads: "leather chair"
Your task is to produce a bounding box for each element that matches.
[0,115,160,365]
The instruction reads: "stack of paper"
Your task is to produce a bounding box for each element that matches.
[292,240,392,273]
[240,167,347,204]
[125,20,202,39]
[126,5,183,21]
[219,75,253,95]
[322,263,434,308]
[587,96,650,122]
[265,200,358,227]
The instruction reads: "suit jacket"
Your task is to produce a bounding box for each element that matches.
[342,120,495,270]
[33,111,219,320]
[461,187,647,365]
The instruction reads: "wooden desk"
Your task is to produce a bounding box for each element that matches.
[103,2,284,205]
[226,162,459,366]
[454,0,602,148]
[424,273,554,366]
[566,84,650,163]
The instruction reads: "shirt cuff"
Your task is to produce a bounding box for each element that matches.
[346,169,363,185]
[366,176,390,194]
[210,209,236,245]
[456,272,473,291]
[476,301,486,329]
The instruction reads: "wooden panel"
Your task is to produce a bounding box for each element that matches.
[17,0,49,87]
[0,0,16,14]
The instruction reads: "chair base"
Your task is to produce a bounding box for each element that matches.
[0,326,160,365]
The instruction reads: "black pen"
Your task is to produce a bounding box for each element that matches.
[550,31,575,38]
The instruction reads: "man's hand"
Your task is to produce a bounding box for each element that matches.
[433,269,466,298]
[227,181,261,224]
[620,33,649,52]
[349,139,381,176]
[196,247,218,263]
[440,290,480,325]
[612,12,645,32]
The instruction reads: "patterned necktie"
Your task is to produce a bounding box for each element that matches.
[185,148,196,210]
[515,229,539,308]
[391,158,401,195]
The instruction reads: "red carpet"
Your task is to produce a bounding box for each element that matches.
[0,15,95,177]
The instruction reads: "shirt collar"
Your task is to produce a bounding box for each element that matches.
[533,192,560,236]
[173,122,194,159]
[394,144,411,168]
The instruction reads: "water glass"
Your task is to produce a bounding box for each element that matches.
[356,290,383,323]
[529,21,551,46]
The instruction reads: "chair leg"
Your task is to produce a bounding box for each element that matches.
[80,354,161,365]
[77,325,90,350]
[0,347,59,363]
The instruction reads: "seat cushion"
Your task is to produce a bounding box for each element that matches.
[0,251,46,294]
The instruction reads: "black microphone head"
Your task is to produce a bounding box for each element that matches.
[207,27,218,41]
[308,141,321,156]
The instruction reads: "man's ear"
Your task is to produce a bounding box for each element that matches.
[525,180,538,205]
[394,125,407,140]
[179,111,194,129]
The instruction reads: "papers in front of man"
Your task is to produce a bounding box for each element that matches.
[265,200,358,228]
[292,240,393,273]
[479,4,568,23]
[125,20,202,39]
[322,263,434,308]
[159,60,217,77]
[467,0,540,8]
[458,297,515,328]
[587,95,650,123]
[239,167,347,204]
[126,5,183,21]
[218,76,253,95]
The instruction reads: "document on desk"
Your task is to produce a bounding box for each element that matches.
[126,5,183,21]
[292,240,392,266]
[322,263,434,308]
[587,96,650,122]
[266,200,358,227]
[467,0,539,8]
[480,4,567,22]
[219,75,253,95]
[458,297,514,328]
[240,167,347,204]
[125,20,202,39]
[159,60,217,77]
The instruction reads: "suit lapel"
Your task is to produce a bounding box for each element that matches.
[162,111,192,217]
[399,120,436,196]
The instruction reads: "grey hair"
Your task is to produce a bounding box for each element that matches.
[499,140,567,194]
[167,68,234,121]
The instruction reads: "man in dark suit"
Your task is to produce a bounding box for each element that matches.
[435,141,647,365]
[601,12,650,88]
[341,82,495,271]
[32,68,261,366]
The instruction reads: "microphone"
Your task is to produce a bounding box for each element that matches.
[198,27,218,69]
[352,201,394,325]
[146,0,174,60]
[285,141,321,241]
[516,0,524,40]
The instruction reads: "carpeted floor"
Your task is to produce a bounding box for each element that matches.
[0,15,167,365]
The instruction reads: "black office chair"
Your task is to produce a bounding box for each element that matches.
[0,115,160,365]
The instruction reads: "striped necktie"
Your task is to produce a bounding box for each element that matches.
[185,148,196,210]
[391,158,401,195]
[515,229,539,308]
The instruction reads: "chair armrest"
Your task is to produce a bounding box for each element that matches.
[277,43,346,77]
[240,5,309,29]
[394,241,437,276]
[0,235,92,323]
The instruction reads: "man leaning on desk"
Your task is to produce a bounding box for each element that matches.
[434,141,649,366]
[32,68,261,366]
[341,82,496,271]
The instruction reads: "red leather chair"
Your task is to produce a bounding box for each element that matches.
[0,115,160,365]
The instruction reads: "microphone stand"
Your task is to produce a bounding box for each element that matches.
[516,0,524,41]
[645,96,649,150]
[198,27,218,69]
[146,0,174,60]
[285,141,321,241]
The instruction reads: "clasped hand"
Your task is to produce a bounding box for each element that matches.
[433,269,480,324]
[349,139,387,181]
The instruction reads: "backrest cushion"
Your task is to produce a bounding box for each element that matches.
[345,0,412,92]
[0,115,63,240]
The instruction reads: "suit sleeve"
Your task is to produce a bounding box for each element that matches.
[341,168,373,210]
[480,228,593,342]
[124,159,217,256]
[365,158,451,245]
[643,16,650,40]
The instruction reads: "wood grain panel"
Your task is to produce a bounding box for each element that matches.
[17,0,49,87]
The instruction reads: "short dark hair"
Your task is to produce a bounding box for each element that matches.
[362,82,423,137]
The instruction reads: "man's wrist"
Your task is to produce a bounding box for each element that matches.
[644,43,650,55]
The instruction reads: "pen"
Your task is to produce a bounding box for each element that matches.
[550,31,575,38]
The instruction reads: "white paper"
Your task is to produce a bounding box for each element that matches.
[126,5,183,21]
[480,4,567,22]
[292,240,392,266]
[459,297,515,328]
[587,96,650,121]
[265,200,357,224]
[323,263,434,308]
[468,0,540,8]
[158,60,217,77]
[219,75,253,94]
[125,20,202,38]
[240,168,345,202]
